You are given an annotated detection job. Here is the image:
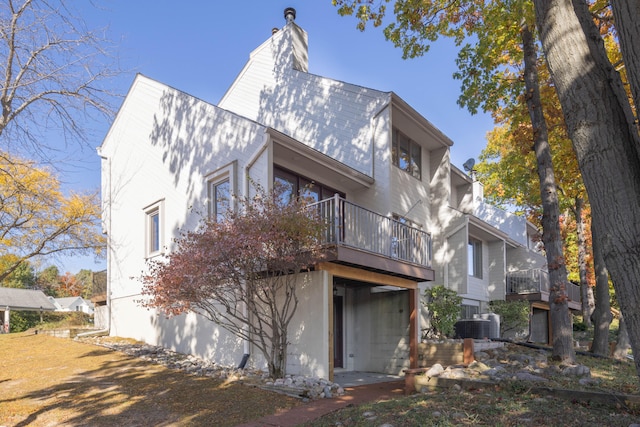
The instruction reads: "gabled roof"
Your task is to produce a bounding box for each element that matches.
[55,297,91,309]
[0,287,57,311]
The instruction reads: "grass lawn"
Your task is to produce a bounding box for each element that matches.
[0,332,299,426]
[2,331,640,426]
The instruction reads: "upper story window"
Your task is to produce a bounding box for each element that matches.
[144,199,164,258]
[468,237,483,279]
[206,162,236,221]
[392,128,421,180]
[210,179,230,222]
[274,166,344,204]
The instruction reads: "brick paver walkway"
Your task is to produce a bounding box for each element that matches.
[237,380,405,427]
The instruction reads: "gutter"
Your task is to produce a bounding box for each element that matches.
[98,152,112,338]
[237,131,275,366]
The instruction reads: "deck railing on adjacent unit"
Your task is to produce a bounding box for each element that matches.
[308,194,432,268]
[506,269,580,302]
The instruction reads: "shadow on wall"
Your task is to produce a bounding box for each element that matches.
[151,310,245,368]
[251,25,383,176]
[149,89,263,205]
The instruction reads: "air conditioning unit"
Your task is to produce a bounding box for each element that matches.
[473,313,500,339]
[454,319,491,339]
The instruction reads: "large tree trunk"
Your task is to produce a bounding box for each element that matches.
[574,197,593,327]
[533,0,640,379]
[521,22,575,363]
[610,0,640,117]
[614,315,631,360]
[589,225,612,356]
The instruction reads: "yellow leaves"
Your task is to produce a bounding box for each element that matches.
[0,151,105,280]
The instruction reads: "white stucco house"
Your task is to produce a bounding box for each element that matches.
[99,8,578,380]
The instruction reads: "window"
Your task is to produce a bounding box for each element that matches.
[392,128,421,179]
[460,304,479,320]
[274,166,344,204]
[144,200,164,257]
[468,237,483,278]
[210,179,231,222]
[206,162,236,221]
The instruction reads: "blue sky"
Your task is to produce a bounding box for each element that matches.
[56,1,495,273]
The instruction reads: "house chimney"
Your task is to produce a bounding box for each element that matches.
[284,7,296,23]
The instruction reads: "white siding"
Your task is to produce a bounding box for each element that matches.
[446,225,468,294]
[219,22,389,177]
[507,246,547,272]
[487,240,507,301]
[101,75,269,355]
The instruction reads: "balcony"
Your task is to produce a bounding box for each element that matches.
[506,269,581,310]
[309,195,434,282]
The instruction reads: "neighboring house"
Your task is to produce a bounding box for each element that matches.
[0,287,57,333]
[99,8,578,380]
[49,296,94,315]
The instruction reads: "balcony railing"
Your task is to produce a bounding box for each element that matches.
[309,194,432,268]
[506,269,580,303]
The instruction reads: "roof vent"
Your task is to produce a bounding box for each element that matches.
[284,7,296,23]
[272,27,279,35]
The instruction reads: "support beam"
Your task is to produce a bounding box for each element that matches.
[317,262,417,289]
[409,288,419,368]
[3,307,10,333]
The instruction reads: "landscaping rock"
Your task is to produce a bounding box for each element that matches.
[561,364,591,377]
[77,336,345,399]
[513,372,548,382]
[425,363,444,377]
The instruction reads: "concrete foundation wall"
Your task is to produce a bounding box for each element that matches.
[347,287,410,375]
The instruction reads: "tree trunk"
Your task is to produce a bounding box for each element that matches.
[574,197,593,327]
[610,0,640,118]
[614,315,631,360]
[533,0,640,379]
[521,22,575,363]
[589,225,612,356]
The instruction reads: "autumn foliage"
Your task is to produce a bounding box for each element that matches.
[141,184,327,378]
[0,154,105,282]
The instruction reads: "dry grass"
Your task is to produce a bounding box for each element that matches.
[3,331,640,427]
[0,332,300,426]
[310,345,640,427]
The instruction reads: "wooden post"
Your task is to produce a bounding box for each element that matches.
[409,287,419,368]
[463,338,475,365]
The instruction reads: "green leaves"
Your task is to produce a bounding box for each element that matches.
[423,285,462,339]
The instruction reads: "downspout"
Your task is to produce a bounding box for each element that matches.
[238,131,272,365]
[79,152,112,338]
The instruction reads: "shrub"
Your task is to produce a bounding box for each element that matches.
[8,311,92,333]
[423,285,462,339]
[489,300,529,336]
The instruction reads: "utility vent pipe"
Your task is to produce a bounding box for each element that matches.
[284,7,296,23]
